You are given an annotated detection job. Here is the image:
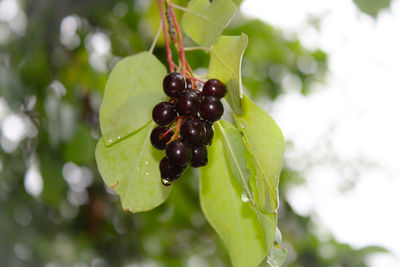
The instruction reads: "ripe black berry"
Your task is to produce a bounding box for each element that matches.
[199,96,224,122]
[186,78,193,90]
[191,146,208,167]
[151,126,173,150]
[180,119,205,145]
[176,90,199,116]
[163,72,186,97]
[202,79,227,98]
[192,89,202,98]
[202,120,214,145]
[166,140,192,166]
[152,102,177,126]
[160,157,185,184]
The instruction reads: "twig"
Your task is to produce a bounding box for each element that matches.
[165,3,177,44]
[157,0,174,72]
[166,1,187,78]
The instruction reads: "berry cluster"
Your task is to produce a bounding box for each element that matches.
[151,72,227,186]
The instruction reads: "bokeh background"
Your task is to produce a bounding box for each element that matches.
[0,0,399,266]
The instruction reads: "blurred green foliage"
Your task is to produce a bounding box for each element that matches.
[353,0,392,17]
[0,0,385,266]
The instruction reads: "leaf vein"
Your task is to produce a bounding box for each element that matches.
[122,123,153,208]
[220,141,246,266]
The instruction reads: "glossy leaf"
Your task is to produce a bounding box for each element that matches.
[207,34,248,114]
[217,120,278,256]
[217,120,251,191]
[99,52,167,146]
[200,123,267,267]
[234,95,285,214]
[232,0,243,4]
[95,122,171,212]
[353,0,391,17]
[182,0,237,47]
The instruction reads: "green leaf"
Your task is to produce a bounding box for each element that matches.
[217,120,251,190]
[99,52,167,146]
[353,0,391,17]
[95,122,171,212]
[207,34,248,114]
[182,0,237,47]
[232,0,243,5]
[234,95,285,214]
[200,122,267,267]
[217,120,278,256]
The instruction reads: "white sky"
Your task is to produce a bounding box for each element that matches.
[242,0,400,266]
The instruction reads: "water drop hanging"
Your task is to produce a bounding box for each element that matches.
[161,178,172,186]
[241,190,250,203]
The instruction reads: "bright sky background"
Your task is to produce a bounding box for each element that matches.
[242,0,400,266]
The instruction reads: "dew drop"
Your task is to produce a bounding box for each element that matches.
[161,178,172,186]
[145,172,149,176]
[241,123,246,129]
[136,166,140,170]
[241,190,250,203]
[117,136,121,140]
[108,138,113,143]
[144,161,148,165]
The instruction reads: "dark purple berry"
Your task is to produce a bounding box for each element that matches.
[192,89,202,99]
[151,126,173,150]
[199,96,224,122]
[163,72,186,97]
[202,120,214,145]
[186,78,193,90]
[202,79,227,98]
[191,146,208,167]
[180,119,205,145]
[160,157,185,184]
[152,102,177,126]
[166,140,192,166]
[176,90,199,116]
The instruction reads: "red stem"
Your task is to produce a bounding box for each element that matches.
[167,2,187,78]
[169,116,183,142]
[161,124,177,138]
[157,0,174,72]
[191,76,205,84]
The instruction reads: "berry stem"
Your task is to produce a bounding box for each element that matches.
[161,124,177,138]
[166,0,187,78]
[157,0,174,72]
[191,76,205,84]
[169,116,183,143]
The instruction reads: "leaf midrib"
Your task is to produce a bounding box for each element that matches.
[220,141,246,266]
[121,122,153,208]
[236,117,278,211]
[217,122,256,208]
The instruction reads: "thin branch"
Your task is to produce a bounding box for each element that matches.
[166,1,187,78]
[165,3,177,44]
[157,0,174,72]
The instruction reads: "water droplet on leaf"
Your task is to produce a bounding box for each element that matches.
[145,172,149,176]
[144,161,148,165]
[241,190,250,203]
